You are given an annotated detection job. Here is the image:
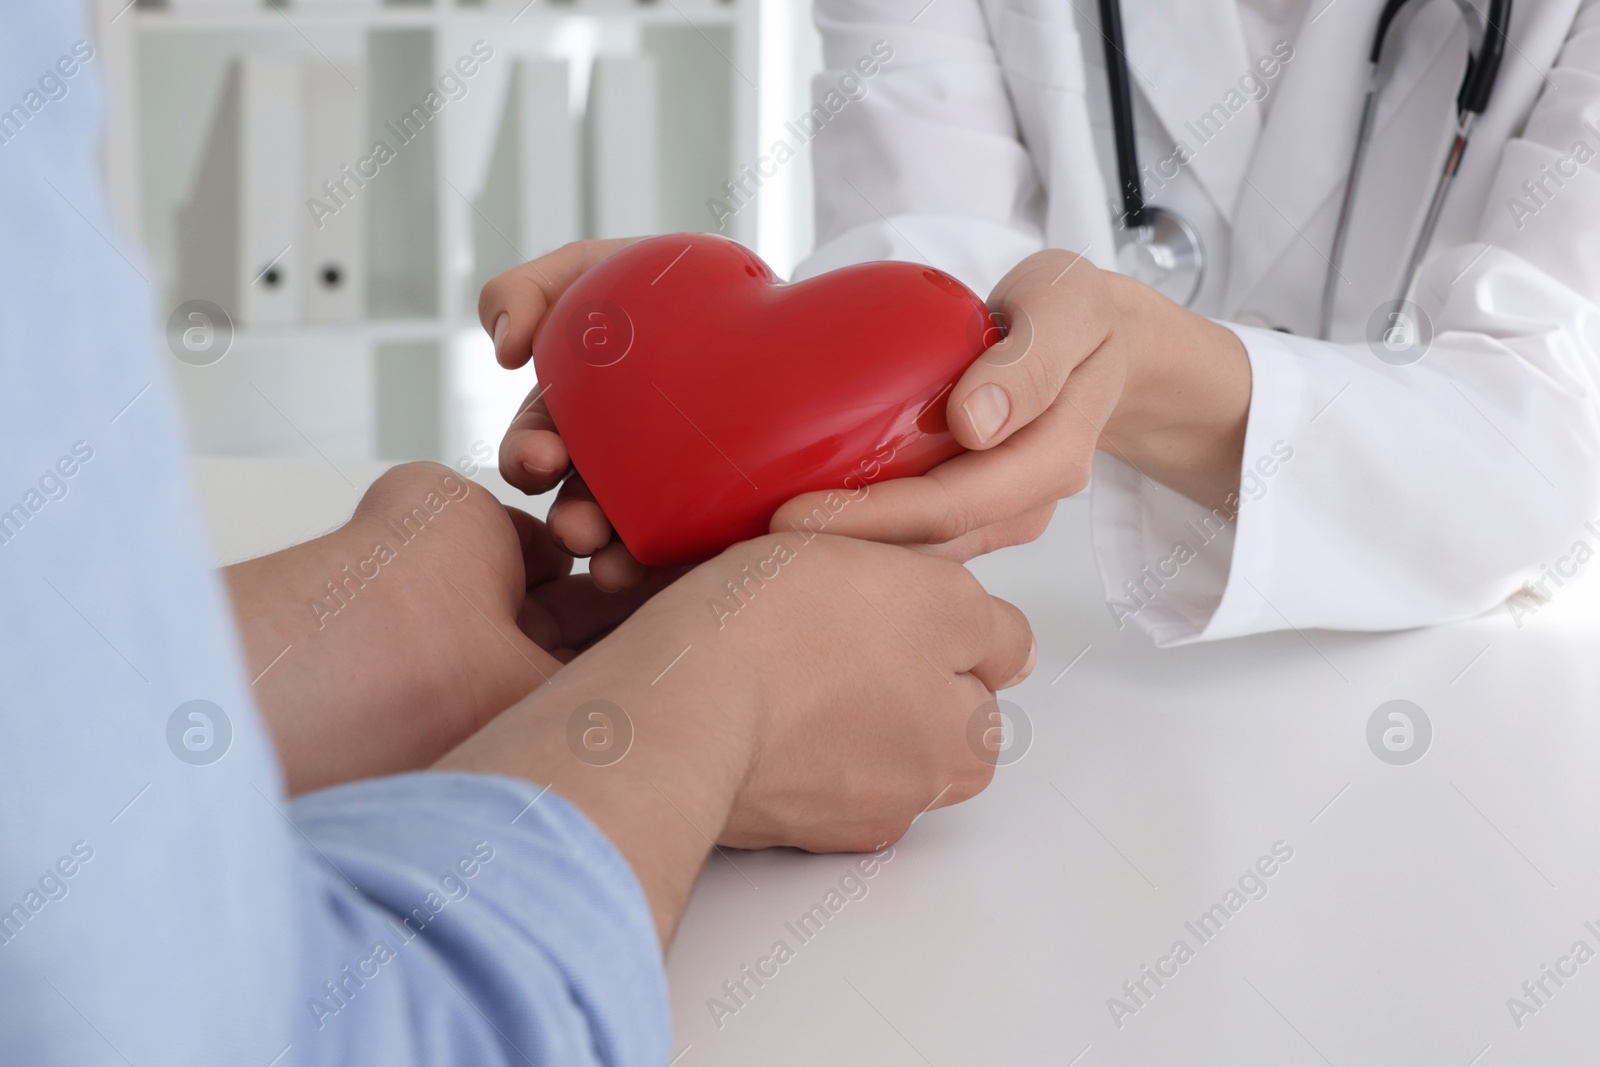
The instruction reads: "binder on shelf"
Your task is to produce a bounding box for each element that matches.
[587,55,659,239]
[516,60,579,261]
[301,61,367,324]
[164,1,265,10]
[176,58,305,326]
[474,59,578,287]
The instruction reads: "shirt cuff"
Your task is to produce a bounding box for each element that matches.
[289,772,668,1067]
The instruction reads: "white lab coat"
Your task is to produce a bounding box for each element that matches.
[793,0,1600,644]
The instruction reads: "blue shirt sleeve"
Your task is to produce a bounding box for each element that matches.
[0,4,667,1064]
[287,775,667,1066]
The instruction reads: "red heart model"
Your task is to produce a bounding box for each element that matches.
[532,233,995,566]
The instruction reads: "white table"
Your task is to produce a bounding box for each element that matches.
[198,457,1600,1066]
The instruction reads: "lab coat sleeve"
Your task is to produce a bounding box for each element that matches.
[1093,1,1600,644]
[790,0,1047,294]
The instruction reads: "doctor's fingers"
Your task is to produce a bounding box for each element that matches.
[911,503,1058,564]
[949,250,1116,451]
[772,396,1094,549]
[479,237,640,369]
[499,388,571,494]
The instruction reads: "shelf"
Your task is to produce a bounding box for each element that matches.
[109,0,765,464]
[231,317,484,344]
[131,1,740,32]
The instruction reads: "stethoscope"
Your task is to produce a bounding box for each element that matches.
[1098,0,1511,338]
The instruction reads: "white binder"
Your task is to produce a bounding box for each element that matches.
[177,58,305,326]
[473,60,578,288]
[301,62,366,323]
[587,56,659,239]
[516,59,578,259]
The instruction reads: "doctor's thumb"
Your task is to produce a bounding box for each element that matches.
[947,247,1117,451]
[947,304,1058,450]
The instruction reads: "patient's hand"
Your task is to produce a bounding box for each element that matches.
[480,239,655,591]
[225,462,670,795]
[439,532,1037,945]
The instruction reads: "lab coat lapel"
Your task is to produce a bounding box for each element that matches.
[1222,0,1463,314]
[1120,0,1257,220]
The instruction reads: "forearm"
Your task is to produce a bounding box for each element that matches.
[223,536,460,792]
[435,601,758,949]
[225,518,557,795]
[1098,272,1253,515]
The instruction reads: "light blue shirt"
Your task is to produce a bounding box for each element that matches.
[0,5,667,1064]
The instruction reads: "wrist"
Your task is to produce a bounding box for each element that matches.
[1098,270,1176,443]
[1095,271,1252,513]
[435,569,766,946]
[227,506,558,794]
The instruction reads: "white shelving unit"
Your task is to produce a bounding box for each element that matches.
[93,0,768,465]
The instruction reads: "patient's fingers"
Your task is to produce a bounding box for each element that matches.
[521,566,685,651]
[588,541,646,592]
[964,594,1036,693]
[546,478,646,591]
[538,474,647,591]
[499,388,571,494]
[546,474,616,557]
[479,237,640,369]
[503,507,574,586]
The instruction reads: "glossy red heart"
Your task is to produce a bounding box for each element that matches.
[532,233,995,566]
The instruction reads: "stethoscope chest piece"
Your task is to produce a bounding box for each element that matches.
[1097,0,1206,309]
[1114,205,1205,309]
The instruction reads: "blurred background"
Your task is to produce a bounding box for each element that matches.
[101,0,821,467]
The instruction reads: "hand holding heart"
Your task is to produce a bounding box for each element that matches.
[480,236,1126,585]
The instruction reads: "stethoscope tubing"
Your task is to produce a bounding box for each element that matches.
[1098,0,1150,229]
[1099,0,1511,334]
[1320,76,1383,339]
[1319,0,1509,339]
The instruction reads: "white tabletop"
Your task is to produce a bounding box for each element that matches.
[196,458,1600,1066]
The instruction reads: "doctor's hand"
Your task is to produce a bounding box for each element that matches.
[776,252,1255,557]
[775,250,1126,560]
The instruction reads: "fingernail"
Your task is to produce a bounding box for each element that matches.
[1002,636,1037,689]
[963,383,1011,444]
[492,312,510,356]
[522,460,556,481]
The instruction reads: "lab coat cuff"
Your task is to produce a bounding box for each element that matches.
[1089,323,1301,645]
[1197,323,1303,641]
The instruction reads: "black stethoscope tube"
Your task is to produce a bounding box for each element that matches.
[1370,0,1510,115]
[1097,0,1513,328]
[1098,0,1148,230]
